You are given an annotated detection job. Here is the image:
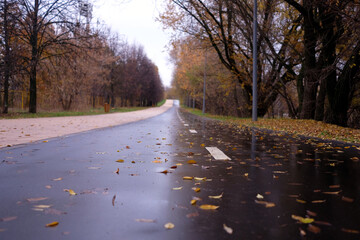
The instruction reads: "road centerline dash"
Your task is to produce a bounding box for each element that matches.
[206,147,231,160]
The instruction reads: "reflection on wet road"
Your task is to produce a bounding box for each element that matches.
[0,102,359,239]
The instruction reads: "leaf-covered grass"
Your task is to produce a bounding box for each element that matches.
[184,108,360,144]
[157,99,166,107]
[0,107,147,119]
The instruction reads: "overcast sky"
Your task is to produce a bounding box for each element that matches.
[92,0,174,87]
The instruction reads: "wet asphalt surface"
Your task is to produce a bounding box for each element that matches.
[1,102,360,240]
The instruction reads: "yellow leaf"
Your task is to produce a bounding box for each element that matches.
[209,193,223,199]
[46,221,59,227]
[291,215,314,224]
[187,160,197,164]
[176,163,183,166]
[172,187,183,190]
[152,160,162,163]
[200,144,205,147]
[199,204,219,210]
[43,140,48,143]
[296,199,307,204]
[164,222,175,229]
[116,159,124,163]
[183,176,193,180]
[191,199,197,205]
[255,200,275,208]
[194,177,206,181]
[64,189,77,196]
[192,187,201,192]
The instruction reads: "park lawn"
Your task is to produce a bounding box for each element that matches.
[184,107,360,144]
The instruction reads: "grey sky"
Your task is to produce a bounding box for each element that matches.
[92,0,173,87]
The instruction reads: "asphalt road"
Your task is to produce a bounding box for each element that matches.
[1,102,360,239]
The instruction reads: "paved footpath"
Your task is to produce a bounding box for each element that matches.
[0,100,174,148]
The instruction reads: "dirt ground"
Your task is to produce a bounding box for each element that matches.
[0,100,174,148]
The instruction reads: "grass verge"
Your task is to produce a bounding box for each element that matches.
[184,107,360,144]
[0,107,147,119]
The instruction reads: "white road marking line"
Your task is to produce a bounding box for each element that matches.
[184,124,189,127]
[206,147,231,160]
[189,129,197,134]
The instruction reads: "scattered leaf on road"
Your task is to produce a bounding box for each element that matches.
[172,187,183,190]
[307,224,321,234]
[209,193,223,199]
[116,159,124,163]
[192,187,200,193]
[187,160,197,164]
[199,204,219,210]
[52,178,62,181]
[223,224,233,234]
[256,194,264,199]
[291,215,314,224]
[0,216,17,222]
[115,168,119,174]
[160,170,169,174]
[255,200,275,208]
[64,189,77,196]
[164,222,175,229]
[194,177,206,181]
[45,221,59,227]
[183,176,193,180]
[135,219,156,223]
[191,199,197,205]
[26,197,48,203]
[112,195,116,206]
[341,228,360,234]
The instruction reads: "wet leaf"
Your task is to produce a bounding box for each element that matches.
[170,165,177,169]
[126,146,130,149]
[164,222,175,229]
[296,199,307,204]
[110,194,116,207]
[116,159,124,163]
[291,215,314,224]
[88,167,101,170]
[199,204,219,210]
[183,176,193,180]
[176,163,183,166]
[64,189,77,196]
[115,168,119,174]
[209,193,223,199]
[341,228,360,234]
[194,177,206,181]
[172,187,183,190]
[135,219,156,223]
[341,196,354,203]
[160,170,169,174]
[350,157,359,161]
[191,199,197,205]
[52,177,62,181]
[307,224,321,234]
[26,197,48,203]
[45,185,52,189]
[223,224,233,234]
[256,194,264,199]
[187,160,197,164]
[43,140,48,143]
[192,187,201,193]
[200,144,205,147]
[186,212,199,218]
[152,160,162,163]
[314,221,332,226]
[45,221,59,227]
[323,191,341,195]
[312,200,326,203]
[0,216,17,222]
[255,200,275,208]
[306,210,317,217]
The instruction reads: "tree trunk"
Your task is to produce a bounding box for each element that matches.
[29,0,39,113]
[2,0,10,114]
[315,78,326,121]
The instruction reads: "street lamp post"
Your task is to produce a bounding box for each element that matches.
[252,0,258,121]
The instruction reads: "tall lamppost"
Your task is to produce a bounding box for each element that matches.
[252,0,258,121]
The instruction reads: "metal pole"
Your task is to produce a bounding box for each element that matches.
[252,0,258,121]
[202,51,207,114]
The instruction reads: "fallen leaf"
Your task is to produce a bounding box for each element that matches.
[45,185,52,189]
[191,199,197,205]
[131,161,135,164]
[115,168,119,174]
[160,170,169,174]
[112,195,116,206]
[255,200,276,208]
[192,187,201,193]
[199,204,219,210]
[183,176,193,180]
[341,196,354,203]
[0,216,17,222]
[296,199,307,204]
[329,184,340,188]
[291,215,314,224]
[26,197,48,203]
[226,166,233,170]
[314,221,332,226]
[33,205,52,209]
[43,140,48,143]
[299,228,306,237]
[186,212,199,218]
[306,210,317,217]
[170,165,177,169]
[164,222,175,229]
[88,167,101,170]
[172,187,183,190]
[176,163,183,166]
[45,221,59,227]
[135,219,156,223]
[188,152,194,156]
[126,146,130,149]
[256,194,264,199]
[152,160,162,163]
[209,193,223,199]
[116,159,124,163]
[323,191,341,195]
[223,224,233,234]
[307,224,321,234]
[341,228,360,234]
[64,189,77,196]
[194,177,206,181]
[200,144,205,147]
[312,200,326,203]
[52,178,62,181]
[350,157,359,161]
[187,160,197,164]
